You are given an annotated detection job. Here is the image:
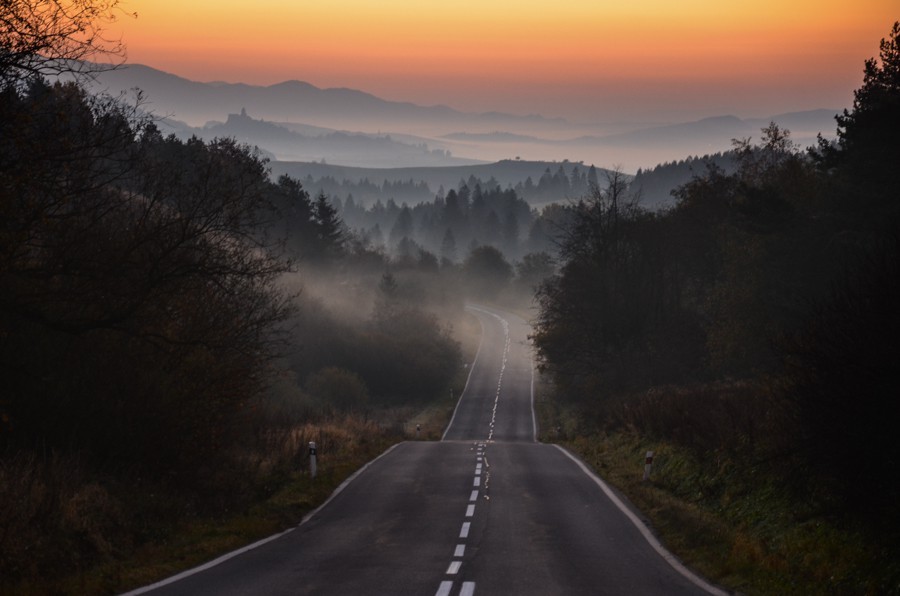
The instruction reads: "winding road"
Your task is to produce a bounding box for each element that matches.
[126,305,724,596]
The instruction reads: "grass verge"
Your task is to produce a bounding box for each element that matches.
[41,313,482,596]
[534,378,899,595]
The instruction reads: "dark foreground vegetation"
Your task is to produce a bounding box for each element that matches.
[0,3,497,593]
[534,22,900,594]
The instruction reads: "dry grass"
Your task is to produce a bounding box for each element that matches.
[1,308,480,595]
[1,414,411,595]
[536,377,899,595]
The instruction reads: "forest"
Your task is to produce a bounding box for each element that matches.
[533,21,900,591]
[0,3,532,589]
[291,161,606,209]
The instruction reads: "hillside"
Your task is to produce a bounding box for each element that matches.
[269,159,620,206]
[166,109,481,168]
[86,63,568,134]
[86,64,839,172]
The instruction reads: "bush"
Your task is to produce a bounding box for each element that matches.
[782,235,900,522]
[0,452,128,588]
[306,367,370,412]
[614,381,787,459]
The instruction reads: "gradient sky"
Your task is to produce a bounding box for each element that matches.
[112,1,897,122]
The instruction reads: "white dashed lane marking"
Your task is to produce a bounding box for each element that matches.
[459,522,471,539]
[434,444,487,595]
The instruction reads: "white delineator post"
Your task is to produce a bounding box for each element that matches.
[309,441,317,478]
[643,450,654,481]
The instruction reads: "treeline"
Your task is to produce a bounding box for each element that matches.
[631,152,737,207]
[534,21,900,539]
[513,163,601,204]
[295,173,435,205]
[338,179,550,263]
[298,162,605,209]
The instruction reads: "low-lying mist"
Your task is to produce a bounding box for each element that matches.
[84,63,840,174]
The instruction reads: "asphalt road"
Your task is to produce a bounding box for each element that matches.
[126,305,724,596]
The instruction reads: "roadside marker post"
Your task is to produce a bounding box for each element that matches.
[416,423,421,439]
[309,441,318,478]
[643,450,654,481]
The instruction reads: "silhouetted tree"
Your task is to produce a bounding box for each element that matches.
[0,79,294,481]
[1,0,131,87]
[515,252,555,294]
[463,245,513,300]
[783,235,900,524]
[813,21,900,187]
[313,192,347,259]
[440,228,458,264]
[389,205,414,250]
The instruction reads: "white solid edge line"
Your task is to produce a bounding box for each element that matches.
[552,445,729,596]
[121,443,403,595]
[119,527,294,595]
[442,306,487,440]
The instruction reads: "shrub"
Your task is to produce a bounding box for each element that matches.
[306,367,370,413]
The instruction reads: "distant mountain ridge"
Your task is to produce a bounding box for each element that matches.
[174,109,482,168]
[447,112,839,149]
[84,63,841,171]
[269,159,615,200]
[87,63,567,133]
[438,111,839,171]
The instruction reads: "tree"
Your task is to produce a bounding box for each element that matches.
[270,174,316,257]
[0,79,294,481]
[732,122,799,183]
[533,168,701,394]
[515,252,555,294]
[440,228,458,265]
[502,208,520,256]
[783,236,900,520]
[306,367,369,412]
[463,245,513,299]
[813,21,900,192]
[442,188,465,234]
[313,192,347,259]
[0,0,132,87]
[389,205,414,251]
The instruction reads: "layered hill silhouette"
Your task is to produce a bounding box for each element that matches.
[164,109,482,168]
[88,63,565,134]
[86,63,840,172]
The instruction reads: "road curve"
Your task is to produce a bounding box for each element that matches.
[125,305,724,596]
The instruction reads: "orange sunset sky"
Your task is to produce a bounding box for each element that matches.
[111,1,897,122]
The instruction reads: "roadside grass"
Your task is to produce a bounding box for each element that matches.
[109,423,399,595]
[0,418,394,596]
[0,311,483,596]
[10,405,461,596]
[534,377,898,596]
